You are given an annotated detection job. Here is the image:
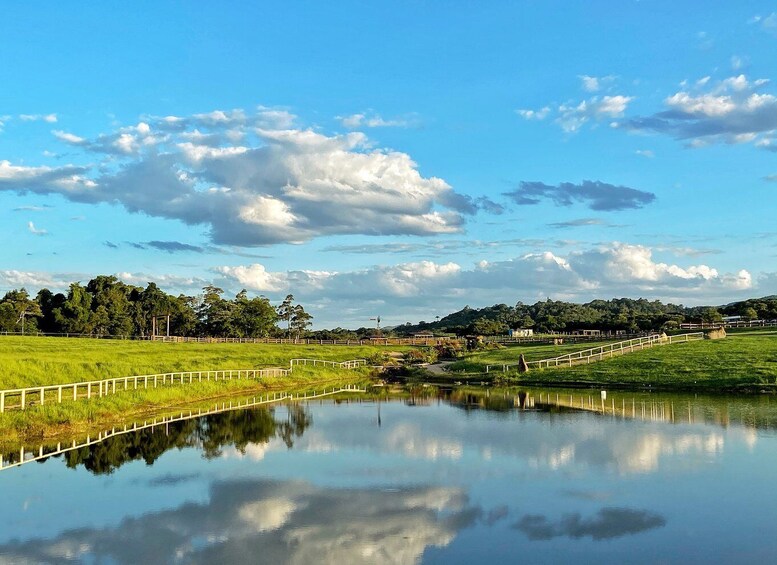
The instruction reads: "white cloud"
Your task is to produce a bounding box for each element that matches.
[212,243,753,326]
[20,113,57,123]
[556,95,634,132]
[27,221,48,235]
[2,109,476,245]
[339,111,415,129]
[53,130,87,145]
[578,75,616,93]
[635,149,655,158]
[0,270,77,289]
[517,107,551,120]
[215,263,289,292]
[623,74,777,149]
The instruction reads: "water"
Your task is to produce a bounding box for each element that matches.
[1,388,777,564]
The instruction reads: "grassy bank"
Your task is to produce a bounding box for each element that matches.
[445,340,616,373]
[0,336,393,442]
[0,364,374,444]
[0,335,394,389]
[440,330,777,391]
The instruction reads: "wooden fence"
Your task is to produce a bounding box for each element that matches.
[486,332,704,373]
[150,336,454,346]
[679,319,777,330]
[0,358,367,413]
[0,384,367,472]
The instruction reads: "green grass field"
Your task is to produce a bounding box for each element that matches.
[0,336,395,389]
[445,330,777,391]
[0,336,396,442]
[446,340,616,373]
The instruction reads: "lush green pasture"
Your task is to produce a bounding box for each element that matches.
[0,336,392,389]
[446,340,616,373]
[451,330,777,391]
[0,336,392,441]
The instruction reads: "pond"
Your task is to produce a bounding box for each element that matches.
[1,387,777,564]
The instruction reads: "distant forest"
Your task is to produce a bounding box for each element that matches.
[394,296,777,336]
[0,276,312,338]
[1,275,776,338]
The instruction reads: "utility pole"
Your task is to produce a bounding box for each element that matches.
[370,316,381,336]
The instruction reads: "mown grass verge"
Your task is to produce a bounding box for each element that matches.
[0,336,398,389]
[438,330,777,392]
[0,336,395,443]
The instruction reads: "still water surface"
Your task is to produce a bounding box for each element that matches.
[1,388,776,564]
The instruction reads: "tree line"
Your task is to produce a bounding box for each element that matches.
[0,275,312,338]
[395,296,777,336]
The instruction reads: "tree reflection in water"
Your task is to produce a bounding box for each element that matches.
[63,405,311,475]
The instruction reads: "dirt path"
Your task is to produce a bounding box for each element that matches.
[425,361,454,375]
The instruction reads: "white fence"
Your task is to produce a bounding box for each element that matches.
[0,384,366,472]
[680,319,777,330]
[485,332,704,373]
[0,358,368,413]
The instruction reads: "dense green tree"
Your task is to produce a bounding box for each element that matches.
[0,289,42,333]
[197,285,234,337]
[53,283,93,334]
[233,290,277,337]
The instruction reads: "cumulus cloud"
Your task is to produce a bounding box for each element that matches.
[212,242,753,325]
[0,270,90,291]
[215,263,289,292]
[0,159,93,193]
[2,109,481,245]
[504,180,656,211]
[0,479,475,565]
[620,74,777,149]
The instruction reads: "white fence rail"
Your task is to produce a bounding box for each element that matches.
[0,358,368,413]
[0,384,367,472]
[486,332,705,373]
[680,319,777,330]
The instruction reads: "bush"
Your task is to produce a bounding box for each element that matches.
[435,342,465,359]
[403,348,438,364]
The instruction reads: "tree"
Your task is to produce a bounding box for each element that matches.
[53,283,93,334]
[290,304,313,339]
[197,285,234,337]
[700,307,723,324]
[88,276,133,336]
[741,307,759,320]
[277,294,295,338]
[0,289,42,333]
[233,290,277,337]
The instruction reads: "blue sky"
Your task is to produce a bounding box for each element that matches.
[1,1,776,327]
